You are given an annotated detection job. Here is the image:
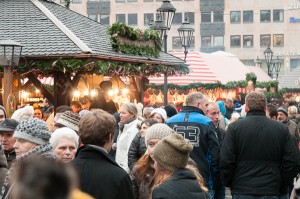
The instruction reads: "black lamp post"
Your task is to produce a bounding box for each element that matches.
[272,56,282,80]
[151,0,176,105]
[264,45,273,77]
[254,56,262,68]
[0,39,24,114]
[178,16,195,61]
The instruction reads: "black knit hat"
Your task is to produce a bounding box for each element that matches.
[277,106,288,116]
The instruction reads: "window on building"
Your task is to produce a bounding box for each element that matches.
[273,9,284,22]
[116,14,126,23]
[201,36,211,47]
[128,14,138,25]
[230,35,241,47]
[184,12,195,24]
[190,36,195,48]
[230,11,241,23]
[144,13,154,25]
[290,59,299,70]
[243,35,253,47]
[128,0,137,2]
[260,10,271,22]
[201,12,211,23]
[100,15,110,25]
[260,34,271,47]
[88,14,98,21]
[72,0,81,3]
[213,12,223,22]
[173,13,182,24]
[214,36,224,46]
[172,37,182,49]
[116,0,125,2]
[243,10,253,23]
[273,34,284,47]
[144,0,153,2]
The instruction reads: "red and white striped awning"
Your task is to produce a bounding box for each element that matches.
[148,51,218,85]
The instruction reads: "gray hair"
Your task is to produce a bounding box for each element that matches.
[185,92,207,106]
[49,127,79,149]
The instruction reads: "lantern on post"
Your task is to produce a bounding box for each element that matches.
[0,39,24,115]
[264,45,273,77]
[178,16,195,61]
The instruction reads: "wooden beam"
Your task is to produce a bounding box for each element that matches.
[26,73,54,104]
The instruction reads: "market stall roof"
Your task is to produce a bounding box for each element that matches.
[149,51,272,85]
[0,0,185,66]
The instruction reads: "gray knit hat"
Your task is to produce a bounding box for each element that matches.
[153,133,193,171]
[277,106,288,116]
[55,111,80,132]
[14,118,51,145]
[145,123,174,146]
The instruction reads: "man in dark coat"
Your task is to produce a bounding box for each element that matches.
[71,109,134,199]
[221,91,300,198]
[166,92,220,197]
[0,119,19,168]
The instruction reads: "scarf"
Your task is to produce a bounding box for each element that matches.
[0,143,55,199]
[119,117,136,132]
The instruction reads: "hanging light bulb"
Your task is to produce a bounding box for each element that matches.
[113,89,119,95]
[108,90,114,97]
[74,90,80,98]
[84,90,89,96]
[122,88,129,95]
[90,89,97,97]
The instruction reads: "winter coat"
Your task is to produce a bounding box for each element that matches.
[166,106,220,190]
[130,166,154,199]
[116,119,140,173]
[4,150,15,169]
[71,145,134,199]
[221,110,300,196]
[0,148,8,189]
[128,132,147,171]
[152,169,210,199]
[290,114,300,129]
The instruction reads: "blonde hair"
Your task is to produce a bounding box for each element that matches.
[122,103,138,116]
[288,105,299,117]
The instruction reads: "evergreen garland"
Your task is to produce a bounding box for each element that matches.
[108,22,161,57]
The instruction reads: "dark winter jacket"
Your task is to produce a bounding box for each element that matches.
[128,133,147,171]
[0,147,8,189]
[221,110,300,196]
[71,145,134,199]
[4,150,16,169]
[152,169,210,199]
[166,106,220,190]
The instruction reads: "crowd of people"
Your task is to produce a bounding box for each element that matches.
[0,87,300,199]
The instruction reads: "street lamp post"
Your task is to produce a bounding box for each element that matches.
[151,0,176,105]
[254,56,262,68]
[272,56,282,81]
[0,39,24,113]
[264,45,273,77]
[178,17,195,61]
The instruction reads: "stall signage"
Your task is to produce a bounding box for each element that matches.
[289,0,300,10]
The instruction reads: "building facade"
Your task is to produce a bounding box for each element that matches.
[55,0,300,87]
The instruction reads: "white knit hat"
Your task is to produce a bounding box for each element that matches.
[150,108,167,121]
[145,123,174,146]
[11,106,34,123]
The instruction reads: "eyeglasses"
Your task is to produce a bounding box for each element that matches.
[0,115,5,119]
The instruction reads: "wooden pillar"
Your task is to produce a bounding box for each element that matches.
[3,66,13,111]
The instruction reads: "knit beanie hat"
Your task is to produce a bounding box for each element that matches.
[153,133,193,171]
[277,106,288,116]
[150,108,167,121]
[55,111,80,132]
[145,123,174,146]
[11,106,34,123]
[235,102,242,113]
[14,118,51,145]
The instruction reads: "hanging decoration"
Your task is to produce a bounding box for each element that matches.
[108,22,161,57]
